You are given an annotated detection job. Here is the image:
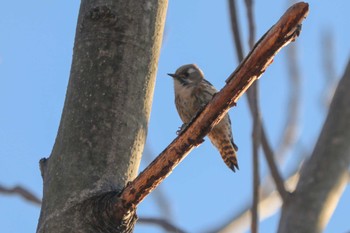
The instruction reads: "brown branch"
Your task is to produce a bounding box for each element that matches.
[118,2,309,213]
[138,217,187,233]
[0,184,41,206]
[142,146,173,219]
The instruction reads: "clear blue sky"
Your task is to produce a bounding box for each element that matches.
[1,1,349,233]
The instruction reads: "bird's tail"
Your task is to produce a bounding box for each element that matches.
[219,141,239,172]
[208,131,239,172]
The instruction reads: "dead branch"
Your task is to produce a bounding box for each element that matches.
[118,2,309,213]
[0,184,41,206]
[142,146,174,219]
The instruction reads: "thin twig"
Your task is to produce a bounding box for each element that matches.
[138,217,187,233]
[243,0,260,232]
[261,129,289,200]
[229,0,288,205]
[258,23,302,203]
[251,119,260,233]
[272,0,301,163]
[245,0,256,49]
[275,43,301,161]
[228,0,244,61]
[207,171,300,233]
[118,2,309,212]
[0,184,42,206]
[275,0,301,160]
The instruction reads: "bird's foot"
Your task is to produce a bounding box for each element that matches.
[176,123,188,135]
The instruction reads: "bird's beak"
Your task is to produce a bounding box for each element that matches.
[167,73,176,78]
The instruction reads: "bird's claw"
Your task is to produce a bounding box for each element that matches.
[176,123,188,135]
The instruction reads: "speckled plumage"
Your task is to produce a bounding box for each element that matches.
[168,64,239,172]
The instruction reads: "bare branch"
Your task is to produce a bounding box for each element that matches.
[251,120,260,233]
[261,129,290,200]
[209,172,299,233]
[245,0,256,49]
[0,184,41,206]
[243,0,261,232]
[118,2,309,213]
[142,146,173,219]
[276,43,301,159]
[228,0,244,61]
[138,217,187,233]
[230,0,289,203]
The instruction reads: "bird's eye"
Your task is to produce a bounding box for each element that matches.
[183,72,189,78]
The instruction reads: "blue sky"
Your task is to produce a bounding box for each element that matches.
[1,1,349,233]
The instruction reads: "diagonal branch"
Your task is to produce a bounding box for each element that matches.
[117,2,309,213]
[142,146,174,219]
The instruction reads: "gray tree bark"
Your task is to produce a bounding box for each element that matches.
[36,0,167,232]
[277,59,350,233]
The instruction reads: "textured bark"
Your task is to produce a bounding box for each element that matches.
[36,0,167,232]
[277,59,350,233]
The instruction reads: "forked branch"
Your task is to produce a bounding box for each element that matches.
[117,2,309,213]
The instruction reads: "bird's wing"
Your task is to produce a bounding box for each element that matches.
[193,79,218,105]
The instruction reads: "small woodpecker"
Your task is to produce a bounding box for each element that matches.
[168,64,239,172]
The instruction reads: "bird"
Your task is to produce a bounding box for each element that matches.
[168,64,239,172]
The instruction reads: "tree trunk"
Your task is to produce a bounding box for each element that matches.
[277,59,350,233]
[36,0,167,232]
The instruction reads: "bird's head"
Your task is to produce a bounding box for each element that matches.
[168,64,204,86]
